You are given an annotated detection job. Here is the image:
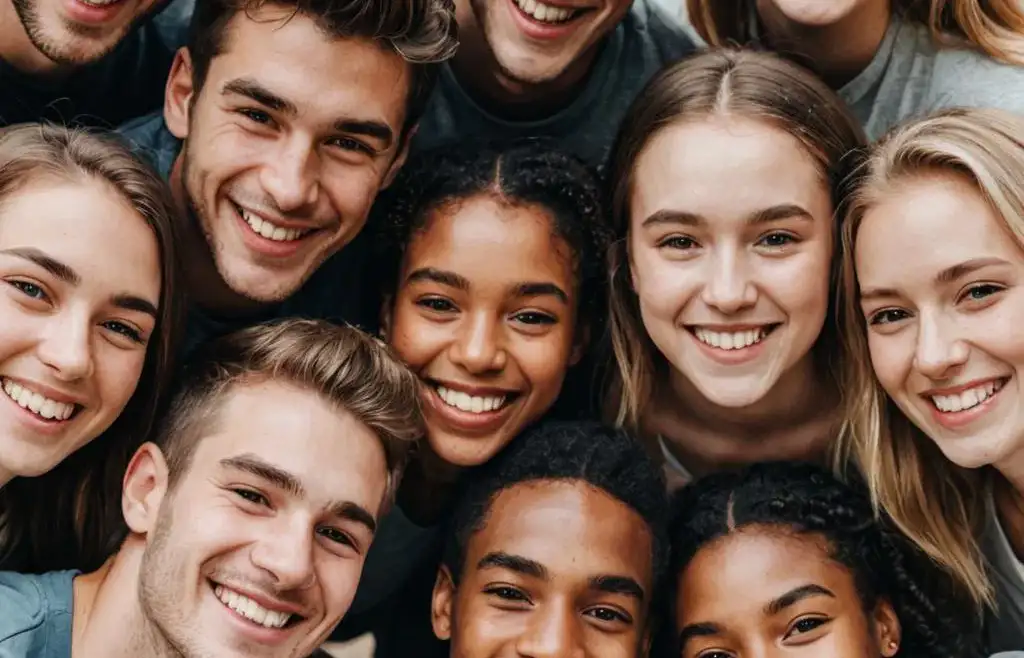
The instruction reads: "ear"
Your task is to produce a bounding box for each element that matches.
[121,443,170,536]
[164,48,196,140]
[382,124,417,190]
[431,564,456,641]
[379,294,394,341]
[874,599,902,657]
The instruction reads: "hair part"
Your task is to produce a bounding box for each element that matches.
[0,122,184,572]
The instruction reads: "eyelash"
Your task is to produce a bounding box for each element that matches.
[658,235,697,250]
[416,297,456,313]
[8,280,146,344]
[868,308,909,326]
[8,279,47,300]
[784,616,829,638]
[484,585,530,603]
[233,488,269,506]
[756,231,800,249]
[236,109,374,155]
[958,282,1003,304]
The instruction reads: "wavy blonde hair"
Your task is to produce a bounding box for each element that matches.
[835,107,1024,610]
[687,0,1024,65]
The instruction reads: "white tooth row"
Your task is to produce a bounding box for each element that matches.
[78,0,121,6]
[2,379,75,420]
[932,380,1003,413]
[694,328,765,351]
[436,386,506,414]
[514,0,576,23]
[240,208,307,242]
[214,585,291,629]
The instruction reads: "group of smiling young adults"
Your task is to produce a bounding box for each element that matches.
[2,0,1024,655]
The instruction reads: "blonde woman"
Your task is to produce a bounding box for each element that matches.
[839,107,1024,650]
[686,0,1024,140]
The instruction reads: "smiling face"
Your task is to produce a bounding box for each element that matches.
[0,179,160,483]
[166,3,411,305]
[676,528,900,658]
[434,480,654,658]
[134,379,389,658]
[627,115,834,408]
[385,195,581,468]
[855,171,1024,470]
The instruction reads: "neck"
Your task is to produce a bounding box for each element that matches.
[0,2,63,75]
[397,445,463,525]
[755,0,891,88]
[0,466,12,490]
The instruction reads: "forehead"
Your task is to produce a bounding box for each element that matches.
[209,5,411,130]
[631,115,830,224]
[187,379,388,510]
[856,171,1024,285]
[467,480,653,583]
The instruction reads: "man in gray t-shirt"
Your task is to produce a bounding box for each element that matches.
[413,0,695,171]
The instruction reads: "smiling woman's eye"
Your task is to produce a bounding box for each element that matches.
[8,279,48,301]
[415,297,456,313]
[658,235,698,250]
[512,311,557,325]
[756,231,799,249]
[959,282,1004,303]
[585,606,631,624]
[867,308,909,325]
[784,615,829,639]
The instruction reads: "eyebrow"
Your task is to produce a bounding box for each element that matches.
[765,584,835,616]
[641,204,812,229]
[406,267,470,291]
[477,551,548,579]
[220,453,377,534]
[860,257,1011,301]
[512,282,569,304]
[589,575,646,602]
[335,119,394,148]
[678,622,722,646]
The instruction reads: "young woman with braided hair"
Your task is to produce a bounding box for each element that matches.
[666,461,984,658]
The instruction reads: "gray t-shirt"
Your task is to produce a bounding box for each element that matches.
[412,0,694,170]
[981,490,1024,651]
[0,570,77,658]
[838,18,1024,140]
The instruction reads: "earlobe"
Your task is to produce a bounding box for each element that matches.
[431,565,456,641]
[874,600,902,657]
[164,48,196,140]
[121,443,170,536]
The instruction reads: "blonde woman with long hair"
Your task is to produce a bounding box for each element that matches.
[839,107,1024,650]
[686,0,1024,140]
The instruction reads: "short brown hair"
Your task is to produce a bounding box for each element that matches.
[155,319,424,505]
[187,0,458,135]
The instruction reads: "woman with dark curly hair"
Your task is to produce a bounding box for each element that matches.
[665,461,984,658]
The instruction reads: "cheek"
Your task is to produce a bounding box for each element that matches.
[513,331,576,400]
[96,345,148,412]
[324,168,383,219]
[388,306,443,371]
[631,251,690,313]
[866,333,914,398]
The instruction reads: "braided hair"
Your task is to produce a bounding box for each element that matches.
[667,462,984,658]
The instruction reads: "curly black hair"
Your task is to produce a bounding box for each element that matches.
[442,420,670,592]
[370,139,613,328]
[666,462,985,658]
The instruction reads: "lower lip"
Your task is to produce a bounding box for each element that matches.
[64,0,127,24]
[928,379,1008,430]
[424,386,519,435]
[689,329,773,365]
[233,205,314,260]
[211,581,297,645]
[505,0,584,40]
[0,387,74,437]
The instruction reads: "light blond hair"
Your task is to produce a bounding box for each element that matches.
[835,107,1024,610]
[687,0,1024,65]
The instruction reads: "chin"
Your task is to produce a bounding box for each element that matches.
[691,379,775,410]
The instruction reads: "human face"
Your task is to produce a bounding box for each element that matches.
[166,4,411,304]
[856,172,1024,470]
[0,180,159,484]
[463,0,631,86]
[757,0,876,28]
[385,196,580,468]
[434,480,654,658]
[676,529,900,658]
[9,0,164,67]
[628,116,834,408]
[136,380,389,658]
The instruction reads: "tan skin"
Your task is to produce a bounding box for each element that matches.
[432,480,654,658]
[676,528,902,658]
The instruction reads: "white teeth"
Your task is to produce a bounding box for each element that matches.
[693,327,767,351]
[214,585,292,629]
[78,0,122,6]
[2,379,76,421]
[239,207,309,242]
[514,0,577,23]
[435,386,507,414]
[931,379,1004,413]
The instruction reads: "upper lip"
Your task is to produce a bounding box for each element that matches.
[1,376,86,407]
[518,0,595,9]
[688,323,779,331]
[231,201,326,232]
[918,376,1009,398]
[214,581,308,618]
[428,378,520,397]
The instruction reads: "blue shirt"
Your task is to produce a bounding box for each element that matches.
[0,570,77,658]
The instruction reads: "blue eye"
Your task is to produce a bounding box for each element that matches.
[9,280,47,300]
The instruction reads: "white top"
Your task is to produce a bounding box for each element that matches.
[981,487,1024,651]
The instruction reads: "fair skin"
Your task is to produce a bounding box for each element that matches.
[452,0,631,119]
[0,178,160,488]
[855,171,1024,560]
[70,379,389,658]
[163,4,411,316]
[677,529,901,658]
[0,0,164,74]
[628,115,837,477]
[432,480,654,658]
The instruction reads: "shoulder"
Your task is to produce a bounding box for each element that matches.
[0,570,73,645]
[116,111,180,178]
[622,0,696,64]
[926,45,1024,114]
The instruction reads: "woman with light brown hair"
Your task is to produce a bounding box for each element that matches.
[839,107,1024,650]
[606,49,865,488]
[0,123,184,572]
[685,0,1024,140]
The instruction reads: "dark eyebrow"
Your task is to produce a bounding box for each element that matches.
[641,209,703,228]
[678,622,721,646]
[111,294,158,318]
[222,78,296,116]
[589,575,645,601]
[934,257,1009,285]
[765,584,835,616]
[406,267,470,291]
[1,247,79,284]
[335,119,394,148]
[512,282,569,304]
[328,501,378,535]
[477,551,548,580]
[748,204,813,225]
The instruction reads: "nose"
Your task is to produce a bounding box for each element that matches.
[515,605,582,658]
[913,312,969,380]
[36,311,94,382]
[250,521,316,591]
[700,248,757,314]
[448,313,506,375]
[260,136,320,213]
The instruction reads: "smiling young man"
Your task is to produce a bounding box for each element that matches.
[119,0,458,350]
[0,319,423,658]
[413,0,693,169]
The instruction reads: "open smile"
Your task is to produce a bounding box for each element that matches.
[233,203,318,243]
[211,580,304,631]
[1,377,82,423]
[687,324,782,351]
[511,0,592,24]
